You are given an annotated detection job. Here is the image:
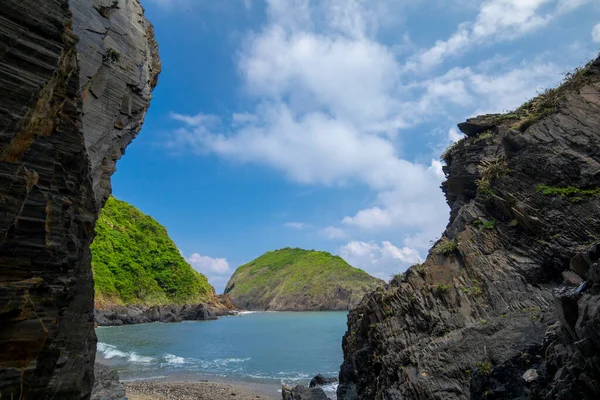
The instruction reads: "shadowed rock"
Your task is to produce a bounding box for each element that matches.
[309,374,338,388]
[91,364,126,400]
[282,385,329,400]
[0,0,160,398]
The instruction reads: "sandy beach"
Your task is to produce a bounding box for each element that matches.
[125,380,277,400]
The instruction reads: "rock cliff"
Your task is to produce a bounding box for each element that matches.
[338,57,600,399]
[0,0,160,398]
[225,248,383,311]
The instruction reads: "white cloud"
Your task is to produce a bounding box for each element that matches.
[320,226,349,240]
[171,112,220,127]
[593,24,600,43]
[338,240,420,279]
[284,222,306,229]
[166,0,592,267]
[557,0,593,13]
[406,0,589,71]
[448,127,464,143]
[187,253,230,274]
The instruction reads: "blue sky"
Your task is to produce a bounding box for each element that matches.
[112,0,600,293]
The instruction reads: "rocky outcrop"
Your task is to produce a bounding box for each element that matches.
[338,57,600,399]
[282,384,329,400]
[91,363,126,400]
[0,0,160,398]
[95,302,237,326]
[309,374,338,388]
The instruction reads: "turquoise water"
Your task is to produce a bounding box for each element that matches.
[96,311,347,395]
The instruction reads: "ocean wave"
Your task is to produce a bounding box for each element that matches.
[244,371,311,383]
[158,355,251,370]
[97,342,154,364]
[218,357,251,364]
[164,354,186,365]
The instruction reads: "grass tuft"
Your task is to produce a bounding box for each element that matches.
[493,59,598,132]
[434,239,459,255]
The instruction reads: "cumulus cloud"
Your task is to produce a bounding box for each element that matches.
[187,253,230,274]
[338,240,420,280]
[166,0,589,264]
[406,0,589,71]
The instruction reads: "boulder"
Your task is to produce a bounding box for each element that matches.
[562,270,584,286]
[282,385,329,400]
[309,374,338,388]
[91,364,126,400]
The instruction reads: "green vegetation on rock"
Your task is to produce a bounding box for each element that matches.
[434,239,459,255]
[225,248,383,311]
[537,185,600,201]
[494,59,597,131]
[92,196,213,306]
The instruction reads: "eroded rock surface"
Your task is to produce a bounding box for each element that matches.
[338,57,600,399]
[0,0,160,398]
[91,363,126,400]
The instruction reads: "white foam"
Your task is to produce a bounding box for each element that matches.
[164,354,186,365]
[128,353,154,363]
[221,357,251,364]
[97,342,128,359]
[97,342,154,364]
[322,383,339,393]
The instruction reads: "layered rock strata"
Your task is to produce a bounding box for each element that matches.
[0,0,160,398]
[338,57,600,399]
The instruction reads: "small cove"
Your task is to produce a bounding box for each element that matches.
[96,311,348,397]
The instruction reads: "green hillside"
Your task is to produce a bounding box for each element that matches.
[224,248,383,311]
[91,196,214,306]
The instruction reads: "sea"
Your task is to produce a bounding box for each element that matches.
[95,311,348,398]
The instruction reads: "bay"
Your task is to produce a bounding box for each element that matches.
[96,311,348,396]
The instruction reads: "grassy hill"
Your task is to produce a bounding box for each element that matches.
[224,248,383,311]
[91,196,214,307]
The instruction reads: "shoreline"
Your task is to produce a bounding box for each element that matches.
[124,380,277,400]
[120,372,283,395]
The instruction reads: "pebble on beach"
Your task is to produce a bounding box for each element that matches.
[125,381,275,400]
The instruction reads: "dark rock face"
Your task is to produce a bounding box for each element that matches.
[309,374,338,388]
[282,384,329,400]
[457,114,500,137]
[91,363,126,400]
[338,57,600,399]
[0,0,160,398]
[94,303,236,326]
